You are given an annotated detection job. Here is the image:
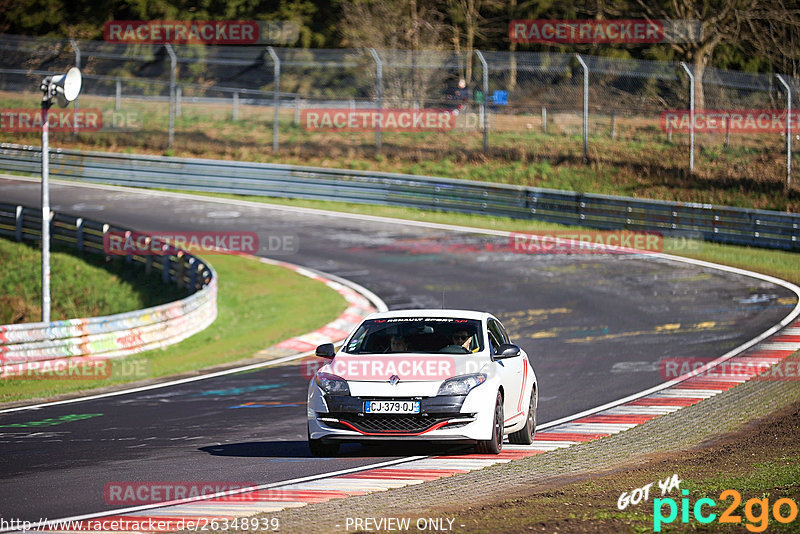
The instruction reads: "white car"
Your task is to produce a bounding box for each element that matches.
[307,309,537,456]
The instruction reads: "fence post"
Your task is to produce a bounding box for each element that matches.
[294,95,300,125]
[164,44,177,149]
[475,50,489,154]
[233,91,239,121]
[725,114,730,148]
[575,54,589,160]
[369,48,383,153]
[176,86,182,117]
[70,39,80,137]
[266,46,280,152]
[610,109,616,139]
[542,106,547,134]
[776,75,792,190]
[679,62,695,173]
[115,78,121,111]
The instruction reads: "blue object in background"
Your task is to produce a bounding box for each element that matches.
[490,90,508,105]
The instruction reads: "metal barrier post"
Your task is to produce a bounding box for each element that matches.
[189,257,198,290]
[15,205,23,241]
[776,75,792,190]
[475,50,489,153]
[233,91,239,121]
[76,217,84,251]
[680,62,695,173]
[162,249,170,283]
[115,78,121,112]
[176,86,182,117]
[369,48,383,152]
[294,95,300,125]
[267,47,280,152]
[165,44,176,149]
[575,54,589,160]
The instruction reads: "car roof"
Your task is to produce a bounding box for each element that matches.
[363,309,492,321]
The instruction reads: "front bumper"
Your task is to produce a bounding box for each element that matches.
[308,394,493,441]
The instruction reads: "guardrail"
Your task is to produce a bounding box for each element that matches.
[0,201,217,367]
[1,143,798,250]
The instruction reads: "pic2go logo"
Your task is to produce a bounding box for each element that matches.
[654,489,799,532]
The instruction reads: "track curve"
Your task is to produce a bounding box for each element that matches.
[0,175,796,522]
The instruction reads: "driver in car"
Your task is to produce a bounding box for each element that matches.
[388,334,409,352]
[451,329,475,351]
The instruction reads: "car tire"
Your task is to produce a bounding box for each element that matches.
[509,388,537,445]
[475,392,503,454]
[308,425,340,457]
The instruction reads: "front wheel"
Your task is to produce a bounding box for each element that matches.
[509,388,537,445]
[308,424,340,457]
[475,392,503,454]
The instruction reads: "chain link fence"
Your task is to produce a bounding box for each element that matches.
[0,33,795,187]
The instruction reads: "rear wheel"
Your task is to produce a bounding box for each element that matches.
[308,424,340,457]
[509,388,537,445]
[475,392,504,454]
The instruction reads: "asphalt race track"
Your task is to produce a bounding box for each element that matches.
[0,176,796,522]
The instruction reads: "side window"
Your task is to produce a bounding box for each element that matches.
[496,321,510,344]
[487,320,504,353]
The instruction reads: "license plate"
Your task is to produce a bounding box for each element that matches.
[364,400,421,414]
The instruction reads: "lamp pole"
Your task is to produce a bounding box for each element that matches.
[40,96,52,322]
[39,67,82,322]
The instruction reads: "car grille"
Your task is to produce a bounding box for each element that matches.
[326,414,470,434]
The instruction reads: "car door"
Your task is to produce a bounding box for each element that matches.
[488,318,526,425]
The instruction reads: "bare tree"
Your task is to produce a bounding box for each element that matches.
[620,0,800,108]
[449,0,503,82]
[340,0,450,104]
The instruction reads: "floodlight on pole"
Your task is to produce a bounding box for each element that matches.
[39,66,82,322]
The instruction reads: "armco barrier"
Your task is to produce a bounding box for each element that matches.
[0,202,217,367]
[1,143,798,250]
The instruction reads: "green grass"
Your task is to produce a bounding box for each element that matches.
[0,250,347,403]
[0,238,187,324]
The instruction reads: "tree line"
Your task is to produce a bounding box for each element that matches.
[1,0,797,79]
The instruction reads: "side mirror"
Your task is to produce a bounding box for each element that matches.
[495,343,520,359]
[315,343,335,359]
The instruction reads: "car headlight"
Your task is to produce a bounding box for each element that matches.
[315,372,350,396]
[437,373,487,395]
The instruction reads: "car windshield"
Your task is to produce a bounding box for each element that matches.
[344,318,484,354]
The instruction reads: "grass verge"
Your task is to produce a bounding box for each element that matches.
[0,252,347,404]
